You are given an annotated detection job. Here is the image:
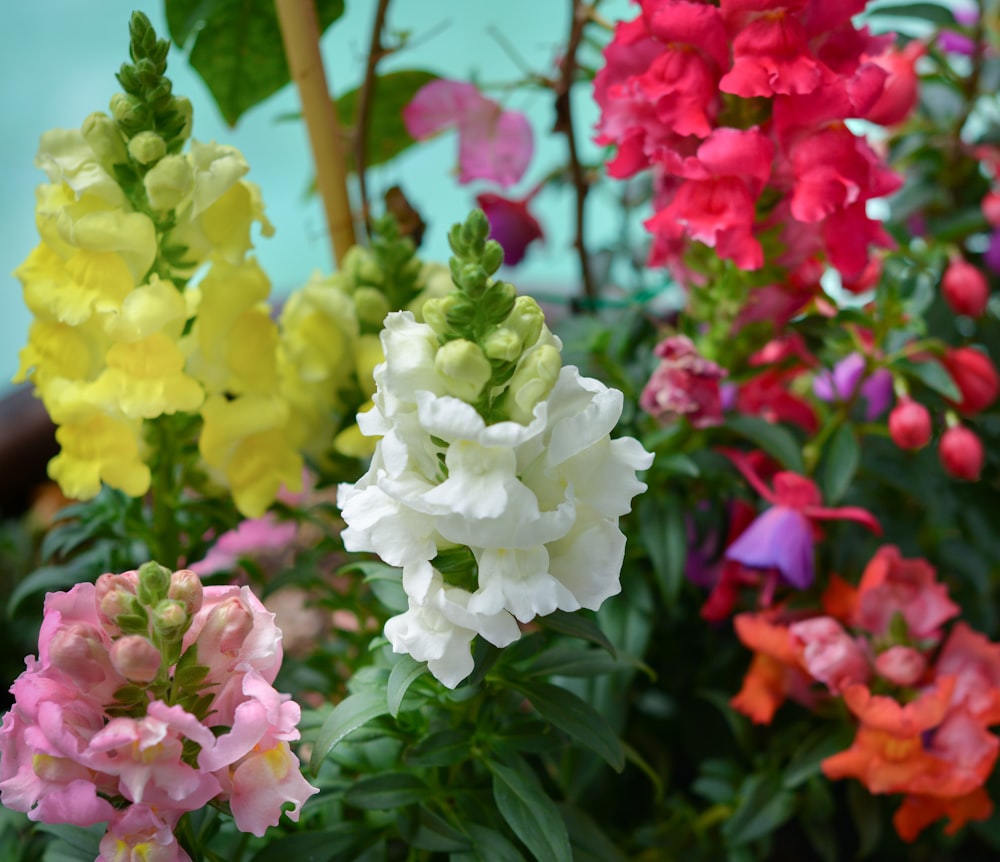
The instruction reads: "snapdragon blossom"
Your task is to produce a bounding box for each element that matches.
[338,310,652,687]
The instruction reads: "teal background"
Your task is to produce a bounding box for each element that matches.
[1,1,628,393]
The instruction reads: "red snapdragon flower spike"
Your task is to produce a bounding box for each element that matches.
[476,192,544,266]
[722,450,881,589]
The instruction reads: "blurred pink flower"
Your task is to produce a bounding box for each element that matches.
[403,80,533,188]
[640,335,726,428]
[790,615,871,694]
[476,191,544,265]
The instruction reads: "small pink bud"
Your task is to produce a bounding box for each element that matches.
[95,572,139,634]
[168,569,204,616]
[198,596,253,657]
[49,623,110,684]
[942,347,999,415]
[888,399,932,450]
[983,190,1000,227]
[109,635,162,683]
[939,425,984,481]
[942,259,989,318]
[875,645,927,687]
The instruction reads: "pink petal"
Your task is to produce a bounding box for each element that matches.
[402,80,484,139]
[458,104,534,187]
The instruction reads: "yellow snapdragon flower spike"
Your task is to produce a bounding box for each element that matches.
[48,413,150,500]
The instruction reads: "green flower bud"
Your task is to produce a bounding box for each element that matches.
[137,561,172,605]
[483,327,522,362]
[483,281,517,324]
[127,131,167,165]
[504,344,561,424]
[152,598,189,641]
[168,96,193,143]
[504,296,545,349]
[81,112,128,167]
[143,154,193,211]
[420,295,461,338]
[356,253,385,288]
[341,245,368,285]
[435,339,493,402]
[353,287,392,329]
[482,240,504,275]
[110,92,151,135]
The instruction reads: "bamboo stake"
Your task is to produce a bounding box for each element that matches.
[275,0,356,265]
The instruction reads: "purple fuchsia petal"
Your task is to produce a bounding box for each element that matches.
[724,506,816,589]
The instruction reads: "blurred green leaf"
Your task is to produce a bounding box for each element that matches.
[820,423,860,505]
[344,773,430,810]
[387,654,428,717]
[539,611,616,658]
[166,0,346,126]
[337,69,439,170]
[310,689,390,773]
[782,725,854,789]
[721,772,795,847]
[895,357,961,401]
[490,756,572,862]
[724,414,805,473]
[866,1,955,24]
[638,494,687,605]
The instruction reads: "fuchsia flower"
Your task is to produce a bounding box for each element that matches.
[403,80,533,188]
[812,352,893,420]
[723,450,882,589]
[640,335,727,428]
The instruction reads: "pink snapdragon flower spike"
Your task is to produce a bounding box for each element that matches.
[403,80,533,188]
[0,563,317,851]
[723,450,882,589]
[188,515,297,576]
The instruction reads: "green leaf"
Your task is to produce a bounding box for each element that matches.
[166,0,346,126]
[865,1,956,25]
[8,566,83,617]
[724,414,805,473]
[847,780,883,858]
[405,729,473,768]
[249,828,362,862]
[336,70,439,170]
[638,494,687,605]
[310,690,390,774]
[33,824,102,862]
[465,825,527,862]
[387,654,428,717]
[721,773,796,847]
[559,805,628,862]
[820,423,860,505]
[538,610,616,657]
[344,773,430,810]
[522,646,619,678]
[895,357,961,401]
[509,678,625,771]
[398,807,471,853]
[489,757,572,862]
[783,725,855,789]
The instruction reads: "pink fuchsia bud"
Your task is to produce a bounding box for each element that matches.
[941,347,999,414]
[942,259,989,318]
[875,645,927,687]
[789,616,871,694]
[983,190,1000,227]
[167,569,203,616]
[109,636,162,684]
[888,399,932,450]
[939,424,985,481]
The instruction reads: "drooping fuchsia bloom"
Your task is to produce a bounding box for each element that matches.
[723,450,882,589]
[403,80,533,188]
[476,189,544,266]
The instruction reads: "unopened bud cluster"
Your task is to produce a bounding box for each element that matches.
[0,564,317,858]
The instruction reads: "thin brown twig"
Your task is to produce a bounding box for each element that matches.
[275,0,356,265]
[553,0,596,307]
[355,0,392,239]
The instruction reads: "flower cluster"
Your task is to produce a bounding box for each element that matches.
[0,563,317,860]
[338,213,653,686]
[593,0,901,288]
[12,15,300,517]
[729,545,1000,841]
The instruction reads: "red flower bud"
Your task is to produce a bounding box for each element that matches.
[941,347,999,414]
[939,425,984,481]
[983,190,1000,227]
[942,259,989,318]
[888,399,932,450]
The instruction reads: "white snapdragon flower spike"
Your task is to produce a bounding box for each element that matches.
[338,310,653,687]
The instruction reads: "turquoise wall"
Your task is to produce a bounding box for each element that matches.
[1,1,628,391]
